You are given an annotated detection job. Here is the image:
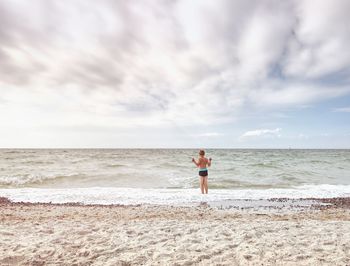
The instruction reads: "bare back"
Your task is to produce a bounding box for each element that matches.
[198,157,209,168]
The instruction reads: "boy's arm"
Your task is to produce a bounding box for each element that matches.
[208,158,212,167]
[192,158,199,167]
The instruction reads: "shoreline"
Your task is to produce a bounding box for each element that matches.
[1,196,350,211]
[1,185,349,207]
[1,197,350,265]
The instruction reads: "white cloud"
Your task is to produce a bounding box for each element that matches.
[250,82,350,108]
[241,128,282,138]
[333,107,350,112]
[297,133,309,139]
[284,0,350,78]
[194,132,224,137]
[0,0,349,147]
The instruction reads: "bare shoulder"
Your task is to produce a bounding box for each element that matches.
[198,157,206,163]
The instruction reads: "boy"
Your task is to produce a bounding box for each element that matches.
[192,149,212,194]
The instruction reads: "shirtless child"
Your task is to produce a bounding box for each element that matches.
[192,149,212,194]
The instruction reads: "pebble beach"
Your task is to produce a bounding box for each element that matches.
[1,197,350,265]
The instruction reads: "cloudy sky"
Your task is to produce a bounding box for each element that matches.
[0,0,349,148]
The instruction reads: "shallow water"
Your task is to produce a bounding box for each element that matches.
[1,149,349,188]
[0,149,349,204]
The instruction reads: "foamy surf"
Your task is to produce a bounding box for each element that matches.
[1,184,349,206]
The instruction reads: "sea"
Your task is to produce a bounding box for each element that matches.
[0,149,349,205]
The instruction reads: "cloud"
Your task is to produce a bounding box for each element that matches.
[194,132,224,137]
[297,133,309,139]
[241,128,282,138]
[333,107,350,112]
[0,0,349,131]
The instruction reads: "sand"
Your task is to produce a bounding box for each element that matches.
[1,197,350,266]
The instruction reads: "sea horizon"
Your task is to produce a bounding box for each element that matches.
[1,147,350,150]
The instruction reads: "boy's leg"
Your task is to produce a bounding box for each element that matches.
[204,176,208,194]
[199,176,204,194]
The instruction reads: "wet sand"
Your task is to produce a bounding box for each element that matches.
[1,197,350,265]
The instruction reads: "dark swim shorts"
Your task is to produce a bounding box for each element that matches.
[199,170,208,177]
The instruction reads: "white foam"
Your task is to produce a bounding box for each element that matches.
[0,173,81,186]
[0,184,349,205]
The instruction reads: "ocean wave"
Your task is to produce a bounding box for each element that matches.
[158,162,184,169]
[220,167,240,172]
[275,173,299,182]
[1,155,36,160]
[105,164,125,168]
[0,184,349,205]
[2,157,15,160]
[0,173,83,187]
[2,150,21,154]
[249,162,279,169]
[1,149,349,190]
[22,160,55,165]
[169,177,336,190]
[1,150,38,154]
[309,160,333,164]
[209,182,291,189]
